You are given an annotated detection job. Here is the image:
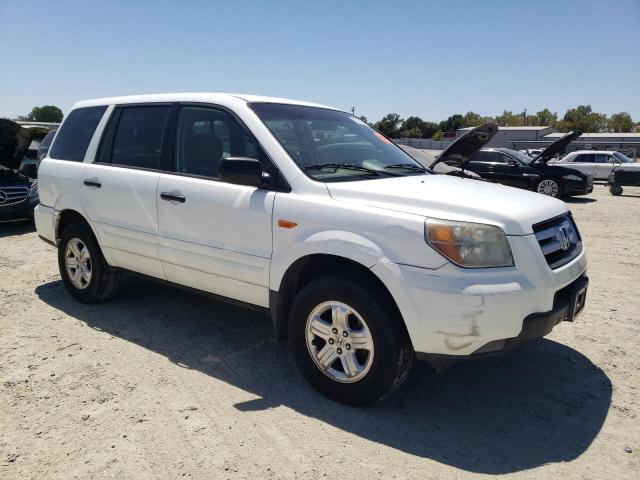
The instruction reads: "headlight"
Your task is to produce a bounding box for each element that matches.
[425,218,514,268]
[29,184,38,197]
[563,174,583,181]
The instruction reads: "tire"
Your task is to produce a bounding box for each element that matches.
[609,184,623,196]
[289,275,413,406]
[58,223,121,303]
[536,178,563,198]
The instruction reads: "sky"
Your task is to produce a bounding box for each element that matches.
[1,0,639,122]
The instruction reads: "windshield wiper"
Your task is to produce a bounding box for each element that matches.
[305,163,385,176]
[384,163,427,173]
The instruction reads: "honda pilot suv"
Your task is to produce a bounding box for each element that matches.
[35,94,588,405]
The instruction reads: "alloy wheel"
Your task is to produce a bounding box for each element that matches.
[305,301,374,383]
[537,179,560,197]
[65,238,92,289]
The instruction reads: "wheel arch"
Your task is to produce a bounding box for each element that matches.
[270,253,408,342]
[55,209,97,244]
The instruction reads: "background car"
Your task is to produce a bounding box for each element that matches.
[0,164,38,221]
[551,150,639,180]
[440,131,592,198]
[37,129,57,160]
[454,147,592,198]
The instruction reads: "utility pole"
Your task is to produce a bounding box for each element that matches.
[351,106,356,115]
[523,108,527,126]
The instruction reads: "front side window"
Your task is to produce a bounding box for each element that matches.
[49,106,107,161]
[594,154,611,164]
[99,105,170,169]
[176,106,267,178]
[250,103,425,182]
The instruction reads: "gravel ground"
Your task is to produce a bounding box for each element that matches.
[1,185,638,479]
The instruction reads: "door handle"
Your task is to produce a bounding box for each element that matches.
[83,178,101,188]
[160,191,186,203]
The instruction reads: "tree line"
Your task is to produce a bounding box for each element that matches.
[366,105,637,139]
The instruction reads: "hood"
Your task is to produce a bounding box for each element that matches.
[0,165,30,185]
[399,145,481,178]
[429,122,498,169]
[0,119,32,170]
[533,130,581,164]
[326,174,567,235]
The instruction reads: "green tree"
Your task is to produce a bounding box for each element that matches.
[607,112,633,132]
[438,114,465,132]
[399,116,438,138]
[561,105,607,133]
[17,105,64,123]
[527,108,557,127]
[462,111,494,127]
[494,110,524,127]
[373,113,403,138]
[358,115,369,124]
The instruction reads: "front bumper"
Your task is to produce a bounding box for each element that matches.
[563,178,593,196]
[372,234,588,356]
[416,273,588,361]
[0,196,38,220]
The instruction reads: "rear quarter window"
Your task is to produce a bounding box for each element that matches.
[49,106,107,161]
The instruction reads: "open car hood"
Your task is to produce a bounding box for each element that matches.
[532,130,581,164]
[0,119,32,170]
[429,122,498,169]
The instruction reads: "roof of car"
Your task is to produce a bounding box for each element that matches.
[566,150,618,155]
[72,93,341,112]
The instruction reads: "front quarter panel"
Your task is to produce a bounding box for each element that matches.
[270,190,447,291]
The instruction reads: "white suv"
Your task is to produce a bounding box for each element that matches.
[35,93,589,405]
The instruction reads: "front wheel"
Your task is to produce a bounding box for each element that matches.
[289,276,413,405]
[536,178,563,198]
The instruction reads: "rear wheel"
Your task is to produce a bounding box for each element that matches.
[536,178,563,198]
[58,223,121,303]
[289,276,413,405]
[609,184,623,196]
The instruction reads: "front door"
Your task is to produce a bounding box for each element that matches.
[82,104,172,279]
[595,153,615,179]
[157,105,276,307]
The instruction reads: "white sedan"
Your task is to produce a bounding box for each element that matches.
[552,150,639,180]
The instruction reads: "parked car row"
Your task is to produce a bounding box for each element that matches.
[32,93,590,405]
[0,120,56,221]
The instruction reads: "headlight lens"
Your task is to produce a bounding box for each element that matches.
[425,218,514,268]
[563,174,583,181]
[29,183,38,197]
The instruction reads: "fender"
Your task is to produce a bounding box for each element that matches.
[270,229,387,292]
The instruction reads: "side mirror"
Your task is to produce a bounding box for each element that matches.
[508,160,519,167]
[218,157,263,187]
[19,163,38,179]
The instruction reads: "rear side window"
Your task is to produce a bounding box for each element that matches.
[98,105,170,170]
[575,154,595,163]
[49,106,107,161]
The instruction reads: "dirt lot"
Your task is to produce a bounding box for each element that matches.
[1,185,638,479]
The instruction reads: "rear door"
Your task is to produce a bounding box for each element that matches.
[82,104,172,279]
[565,153,597,177]
[156,104,276,307]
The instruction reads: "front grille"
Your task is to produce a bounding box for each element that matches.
[0,186,29,206]
[533,213,582,270]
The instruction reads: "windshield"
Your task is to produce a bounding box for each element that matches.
[250,103,426,182]
[503,149,536,165]
[613,152,633,163]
